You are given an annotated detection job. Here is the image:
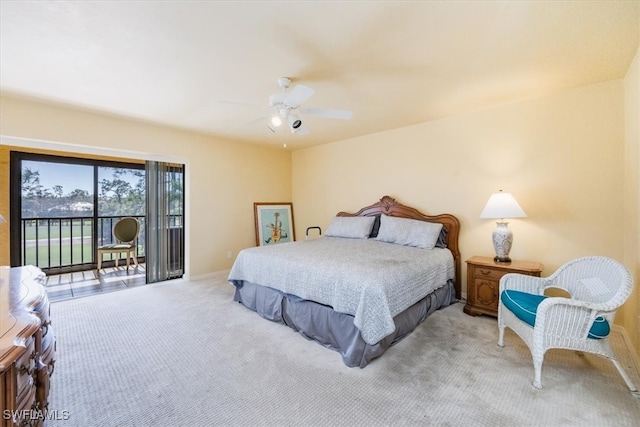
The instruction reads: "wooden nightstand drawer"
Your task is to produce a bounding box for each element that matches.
[472,267,505,280]
[464,256,542,317]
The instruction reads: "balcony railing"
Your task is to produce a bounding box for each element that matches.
[20,215,148,273]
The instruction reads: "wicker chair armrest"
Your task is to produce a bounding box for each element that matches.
[499,273,547,295]
[539,291,620,313]
[534,297,612,339]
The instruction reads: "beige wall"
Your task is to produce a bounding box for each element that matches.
[624,46,640,353]
[293,80,638,351]
[0,95,292,277]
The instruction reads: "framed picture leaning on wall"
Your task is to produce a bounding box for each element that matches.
[253,202,295,246]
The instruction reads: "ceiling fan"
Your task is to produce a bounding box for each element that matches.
[231,77,353,135]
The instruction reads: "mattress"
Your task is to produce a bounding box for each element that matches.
[228,236,455,344]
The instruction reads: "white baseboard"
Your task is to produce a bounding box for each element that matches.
[189,269,230,282]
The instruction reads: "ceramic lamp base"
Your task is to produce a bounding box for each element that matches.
[492,221,513,263]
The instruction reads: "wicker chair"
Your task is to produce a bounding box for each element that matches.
[497,256,639,397]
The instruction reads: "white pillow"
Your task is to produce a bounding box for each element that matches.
[325,216,376,239]
[375,214,443,249]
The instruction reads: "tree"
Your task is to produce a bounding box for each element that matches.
[52,185,63,198]
[21,164,148,218]
[98,167,145,216]
[22,167,53,217]
[68,189,90,201]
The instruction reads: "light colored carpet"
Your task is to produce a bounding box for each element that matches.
[49,274,640,427]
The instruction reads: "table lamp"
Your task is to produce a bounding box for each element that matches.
[480,190,527,263]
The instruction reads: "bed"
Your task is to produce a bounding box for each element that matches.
[228,196,461,367]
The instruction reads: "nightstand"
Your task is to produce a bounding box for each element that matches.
[464,256,543,317]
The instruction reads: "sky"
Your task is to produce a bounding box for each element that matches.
[24,160,94,193]
[23,161,143,195]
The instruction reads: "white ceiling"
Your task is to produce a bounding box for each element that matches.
[1,1,638,149]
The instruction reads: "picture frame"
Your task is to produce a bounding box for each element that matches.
[253,202,295,246]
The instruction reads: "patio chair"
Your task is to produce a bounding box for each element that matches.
[97,217,140,272]
[497,256,639,397]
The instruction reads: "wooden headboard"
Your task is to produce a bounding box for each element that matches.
[337,195,461,299]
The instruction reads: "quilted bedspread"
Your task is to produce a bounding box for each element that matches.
[228,237,455,344]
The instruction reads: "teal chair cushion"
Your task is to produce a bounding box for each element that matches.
[501,290,610,339]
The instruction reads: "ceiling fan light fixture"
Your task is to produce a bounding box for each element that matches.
[277,77,291,90]
[270,114,282,127]
[288,114,302,133]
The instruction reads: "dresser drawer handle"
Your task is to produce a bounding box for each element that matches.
[479,269,492,276]
[19,350,39,374]
[19,364,35,376]
[42,320,52,338]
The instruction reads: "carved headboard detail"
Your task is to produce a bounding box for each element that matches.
[337,195,461,299]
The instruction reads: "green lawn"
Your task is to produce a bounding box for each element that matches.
[23,242,94,267]
[20,217,146,269]
[22,221,93,240]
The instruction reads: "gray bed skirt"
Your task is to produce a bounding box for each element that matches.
[231,280,457,368]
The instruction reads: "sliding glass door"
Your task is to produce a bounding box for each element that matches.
[97,165,146,267]
[10,152,146,273]
[16,159,95,269]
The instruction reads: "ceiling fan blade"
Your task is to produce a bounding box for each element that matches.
[299,107,353,120]
[284,84,315,108]
[216,99,268,108]
[236,115,269,128]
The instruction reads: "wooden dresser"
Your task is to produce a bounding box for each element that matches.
[0,266,56,427]
[464,256,543,318]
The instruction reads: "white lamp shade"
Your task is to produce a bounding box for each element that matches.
[480,191,527,219]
